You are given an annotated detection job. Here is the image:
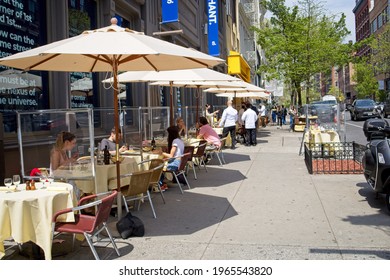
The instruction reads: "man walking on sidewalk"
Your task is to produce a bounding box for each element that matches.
[219,100,238,149]
[241,102,258,146]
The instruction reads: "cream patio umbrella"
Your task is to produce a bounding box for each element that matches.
[149,79,244,125]
[216,91,270,99]
[102,68,241,126]
[0,18,223,211]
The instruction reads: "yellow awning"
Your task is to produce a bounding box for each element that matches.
[227,51,251,83]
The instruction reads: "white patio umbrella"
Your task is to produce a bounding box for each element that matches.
[102,68,240,125]
[216,91,269,99]
[149,79,244,125]
[0,17,223,213]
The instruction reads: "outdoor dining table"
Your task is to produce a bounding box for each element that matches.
[51,157,139,194]
[0,182,75,260]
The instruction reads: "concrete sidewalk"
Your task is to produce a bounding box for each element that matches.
[6,124,390,260]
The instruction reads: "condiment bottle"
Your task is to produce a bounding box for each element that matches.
[30,180,36,190]
[26,181,31,191]
[151,137,156,150]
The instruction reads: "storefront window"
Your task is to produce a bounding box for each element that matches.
[0,0,46,132]
[68,0,96,109]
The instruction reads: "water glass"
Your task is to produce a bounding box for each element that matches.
[4,178,12,188]
[12,175,20,188]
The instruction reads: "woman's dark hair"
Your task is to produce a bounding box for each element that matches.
[199,116,208,125]
[167,125,180,151]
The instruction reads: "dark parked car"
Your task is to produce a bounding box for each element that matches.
[350,99,380,121]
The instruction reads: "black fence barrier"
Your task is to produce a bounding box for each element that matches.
[304,142,365,174]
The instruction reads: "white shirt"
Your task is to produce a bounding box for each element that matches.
[259,105,266,117]
[219,106,238,128]
[241,108,258,129]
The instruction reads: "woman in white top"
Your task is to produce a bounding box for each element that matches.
[156,126,185,189]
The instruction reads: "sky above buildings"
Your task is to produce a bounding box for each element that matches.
[278,0,356,42]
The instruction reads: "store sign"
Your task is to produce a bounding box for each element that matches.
[207,0,219,56]
[0,0,44,128]
[162,0,178,23]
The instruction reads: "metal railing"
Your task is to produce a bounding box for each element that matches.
[304,141,365,174]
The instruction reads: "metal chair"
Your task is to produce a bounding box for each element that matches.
[206,137,227,166]
[52,190,120,260]
[163,152,192,194]
[191,140,208,175]
[142,158,166,204]
[117,169,156,218]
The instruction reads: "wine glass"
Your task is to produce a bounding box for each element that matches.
[4,178,12,188]
[12,175,20,189]
[47,176,54,185]
[39,173,48,189]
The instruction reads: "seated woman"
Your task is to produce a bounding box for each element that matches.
[197,116,221,148]
[50,131,81,199]
[176,117,187,138]
[154,125,184,190]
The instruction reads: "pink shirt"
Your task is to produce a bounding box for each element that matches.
[198,124,221,147]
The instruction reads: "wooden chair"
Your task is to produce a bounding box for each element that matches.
[163,152,192,194]
[52,191,120,260]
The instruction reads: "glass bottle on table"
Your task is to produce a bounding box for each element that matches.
[103,145,110,165]
[151,137,156,150]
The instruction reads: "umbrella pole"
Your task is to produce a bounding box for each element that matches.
[196,85,200,136]
[169,81,174,126]
[113,57,122,219]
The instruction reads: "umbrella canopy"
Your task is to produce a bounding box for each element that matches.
[204,81,266,93]
[102,68,240,124]
[0,17,224,211]
[149,79,244,126]
[216,91,269,99]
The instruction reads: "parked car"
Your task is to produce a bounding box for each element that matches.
[350,99,380,121]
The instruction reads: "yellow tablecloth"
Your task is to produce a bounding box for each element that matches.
[52,158,138,194]
[305,129,340,144]
[0,182,74,260]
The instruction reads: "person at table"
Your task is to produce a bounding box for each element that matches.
[100,127,128,154]
[154,126,185,190]
[50,131,81,199]
[197,116,221,148]
[205,104,219,127]
[50,131,78,171]
[176,117,187,137]
[218,100,238,149]
[241,102,258,146]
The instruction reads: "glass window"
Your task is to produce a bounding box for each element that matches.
[0,0,47,133]
[68,0,97,109]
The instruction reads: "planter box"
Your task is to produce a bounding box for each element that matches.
[304,142,365,174]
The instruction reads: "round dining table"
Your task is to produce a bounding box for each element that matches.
[0,182,75,260]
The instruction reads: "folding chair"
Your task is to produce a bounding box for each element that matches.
[206,137,227,166]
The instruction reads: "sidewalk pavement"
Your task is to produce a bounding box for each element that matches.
[6,124,390,260]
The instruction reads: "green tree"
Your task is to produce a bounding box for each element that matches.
[255,0,352,106]
[352,59,379,99]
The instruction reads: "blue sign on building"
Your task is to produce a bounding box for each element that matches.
[207,0,219,56]
[162,0,179,23]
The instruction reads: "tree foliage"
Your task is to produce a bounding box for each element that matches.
[370,24,390,79]
[255,0,352,106]
[352,59,379,99]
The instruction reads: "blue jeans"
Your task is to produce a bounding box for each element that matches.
[159,162,179,185]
